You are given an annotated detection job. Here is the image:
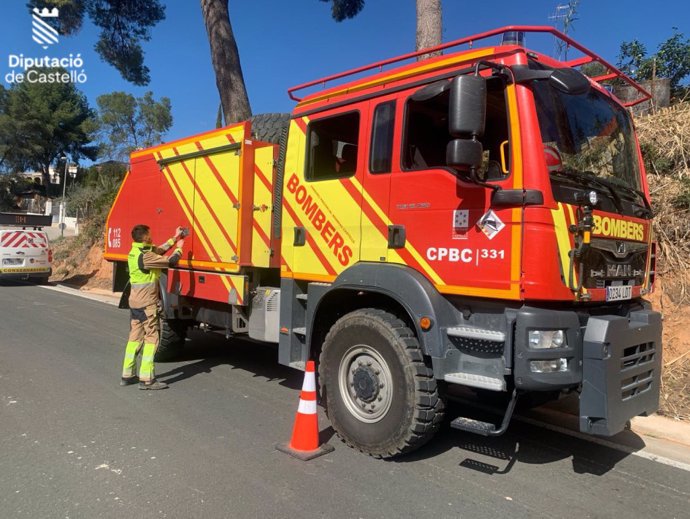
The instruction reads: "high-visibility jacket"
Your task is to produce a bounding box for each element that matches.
[127,239,182,309]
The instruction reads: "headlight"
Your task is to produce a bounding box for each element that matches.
[528,329,566,349]
[530,358,569,373]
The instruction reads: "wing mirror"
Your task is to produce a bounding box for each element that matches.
[446,74,486,171]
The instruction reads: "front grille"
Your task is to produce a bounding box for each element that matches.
[620,341,656,401]
[581,239,648,289]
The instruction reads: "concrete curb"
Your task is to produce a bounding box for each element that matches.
[630,414,690,448]
[41,282,121,306]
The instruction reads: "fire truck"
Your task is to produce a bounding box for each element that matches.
[105,26,662,458]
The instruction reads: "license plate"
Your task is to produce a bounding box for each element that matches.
[2,258,23,266]
[606,285,632,302]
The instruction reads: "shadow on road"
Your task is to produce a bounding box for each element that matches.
[153,328,648,476]
[396,399,647,476]
[156,329,303,392]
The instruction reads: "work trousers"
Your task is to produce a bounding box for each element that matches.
[121,304,159,383]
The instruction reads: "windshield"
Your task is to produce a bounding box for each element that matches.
[532,82,642,196]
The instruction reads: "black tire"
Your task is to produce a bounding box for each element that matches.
[319,308,445,458]
[250,113,290,144]
[155,319,187,361]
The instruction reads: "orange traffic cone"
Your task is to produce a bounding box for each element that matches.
[276,360,334,460]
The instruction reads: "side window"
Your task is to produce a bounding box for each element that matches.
[369,101,396,174]
[402,76,510,180]
[402,90,449,170]
[306,111,360,181]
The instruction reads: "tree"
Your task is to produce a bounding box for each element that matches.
[322,0,443,55]
[28,0,165,86]
[96,91,172,160]
[319,0,364,21]
[0,174,32,211]
[416,0,442,57]
[618,29,690,98]
[200,0,251,124]
[31,1,444,124]
[0,71,97,192]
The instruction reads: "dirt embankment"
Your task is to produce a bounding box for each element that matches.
[50,237,112,292]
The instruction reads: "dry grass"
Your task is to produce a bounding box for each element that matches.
[637,102,690,420]
[637,104,690,305]
[637,102,690,177]
[660,357,690,421]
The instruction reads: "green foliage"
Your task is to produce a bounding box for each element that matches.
[27,0,165,86]
[96,91,172,160]
[66,163,125,247]
[0,173,32,211]
[319,0,365,21]
[0,73,97,191]
[639,141,675,176]
[618,29,690,98]
[580,61,608,78]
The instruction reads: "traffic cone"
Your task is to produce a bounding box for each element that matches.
[276,360,334,460]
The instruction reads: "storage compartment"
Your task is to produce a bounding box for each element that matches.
[248,287,281,343]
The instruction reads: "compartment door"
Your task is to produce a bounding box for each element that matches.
[191,149,242,267]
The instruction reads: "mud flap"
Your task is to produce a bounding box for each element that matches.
[580,310,662,436]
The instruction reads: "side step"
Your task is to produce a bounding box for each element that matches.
[450,389,518,437]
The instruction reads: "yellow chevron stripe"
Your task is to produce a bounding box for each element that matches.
[350,176,445,284]
[551,203,575,288]
[506,84,523,286]
[159,157,235,295]
[131,123,245,159]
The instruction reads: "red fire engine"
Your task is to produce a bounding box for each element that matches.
[105,26,661,458]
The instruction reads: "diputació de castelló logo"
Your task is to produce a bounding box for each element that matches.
[32,7,59,49]
[5,6,88,85]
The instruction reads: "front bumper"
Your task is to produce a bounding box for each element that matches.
[579,310,662,435]
[514,307,662,436]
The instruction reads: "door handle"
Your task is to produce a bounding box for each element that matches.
[387,225,406,249]
[294,226,306,246]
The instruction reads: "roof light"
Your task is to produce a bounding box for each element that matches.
[501,31,525,47]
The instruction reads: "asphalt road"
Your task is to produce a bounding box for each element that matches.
[1,283,689,519]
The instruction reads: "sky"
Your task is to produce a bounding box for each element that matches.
[1,0,689,158]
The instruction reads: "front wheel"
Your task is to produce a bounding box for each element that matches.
[319,308,445,458]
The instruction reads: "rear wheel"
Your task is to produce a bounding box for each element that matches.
[155,318,188,361]
[319,308,445,458]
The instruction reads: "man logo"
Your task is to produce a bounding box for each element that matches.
[616,242,626,255]
[32,7,59,50]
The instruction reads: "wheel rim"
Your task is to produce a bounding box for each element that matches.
[338,344,393,423]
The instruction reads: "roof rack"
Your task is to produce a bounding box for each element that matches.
[287,25,651,107]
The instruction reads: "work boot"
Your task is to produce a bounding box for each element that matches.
[120,376,139,386]
[139,379,169,390]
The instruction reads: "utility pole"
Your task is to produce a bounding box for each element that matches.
[59,156,68,238]
[549,1,580,60]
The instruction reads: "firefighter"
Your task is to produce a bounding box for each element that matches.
[120,224,185,390]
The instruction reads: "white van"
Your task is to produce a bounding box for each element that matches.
[0,213,52,283]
